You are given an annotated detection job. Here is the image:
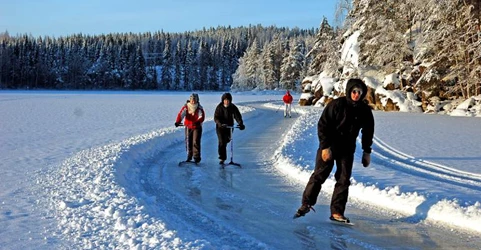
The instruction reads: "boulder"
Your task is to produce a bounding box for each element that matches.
[364,86,376,109]
[383,98,400,111]
[299,97,314,106]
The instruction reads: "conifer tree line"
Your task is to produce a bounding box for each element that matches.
[0,25,317,90]
[2,0,479,97]
[230,17,336,91]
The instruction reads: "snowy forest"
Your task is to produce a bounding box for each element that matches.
[0,26,316,91]
[1,0,481,103]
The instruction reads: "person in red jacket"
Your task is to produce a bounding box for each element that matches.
[175,93,205,163]
[283,90,294,118]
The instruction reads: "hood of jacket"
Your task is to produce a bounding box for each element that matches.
[345,78,367,103]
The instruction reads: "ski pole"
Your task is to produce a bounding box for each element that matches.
[230,127,234,163]
[292,104,298,115]
[223,125,241,167]
[275,103,283,113]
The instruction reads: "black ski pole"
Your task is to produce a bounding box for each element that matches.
[230,127,234,163]
[292,103,298,115]
[224,125,241,167]
[275,103,283,113]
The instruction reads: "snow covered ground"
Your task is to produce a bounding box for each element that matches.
[1,91,481,249]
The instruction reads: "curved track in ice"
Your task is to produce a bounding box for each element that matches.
[41,101,481,249]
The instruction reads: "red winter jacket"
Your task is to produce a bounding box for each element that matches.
[283,92,293,104]
[175,103,205,129]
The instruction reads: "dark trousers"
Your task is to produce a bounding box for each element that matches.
[216,127,231,160]
[185,127,202,161]
[302,148,354,215]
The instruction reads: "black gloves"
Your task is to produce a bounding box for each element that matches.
[175,122,181,127]
[362,152,371,167]
[239,124,245,130]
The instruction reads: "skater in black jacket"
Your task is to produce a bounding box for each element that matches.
[214,92,245,164]
[295,78,375,223]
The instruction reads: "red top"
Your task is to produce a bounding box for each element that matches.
[283,92,293,104]
[175,104,205,129]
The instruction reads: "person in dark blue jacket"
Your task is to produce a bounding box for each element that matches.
[295,78,375,223]
[214,93,245,164]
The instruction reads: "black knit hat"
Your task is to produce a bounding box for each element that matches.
[221,92,232,102]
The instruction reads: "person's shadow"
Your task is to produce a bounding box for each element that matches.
[399,198,439,223]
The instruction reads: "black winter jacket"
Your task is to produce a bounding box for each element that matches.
[214,103,244,128]
[318,80,374,155]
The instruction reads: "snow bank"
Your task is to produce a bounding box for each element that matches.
[42,127,201,249]
[272,108,481,234]
[450,96,481,117]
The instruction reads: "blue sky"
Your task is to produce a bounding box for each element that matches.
[1,0,338,37]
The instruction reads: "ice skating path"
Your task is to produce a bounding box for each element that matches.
[140,102,481,249]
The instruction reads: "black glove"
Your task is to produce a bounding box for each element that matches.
[239,124,245,130]
[221,124,228,128]
[175,122,181,127]
[362,152,371,167]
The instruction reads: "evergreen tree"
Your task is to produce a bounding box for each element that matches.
[361,0,411,73]
[198,39,210,90]
[132,45,146,89]
[261,37,283,89]
[160,35,173,89]
[232,55,249,90]
[307,17,335,75]
[233,38,261,90]
[420,0,480,98]
[174,40,185,90]
[280,39,304,90]
[185,39,199,90]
